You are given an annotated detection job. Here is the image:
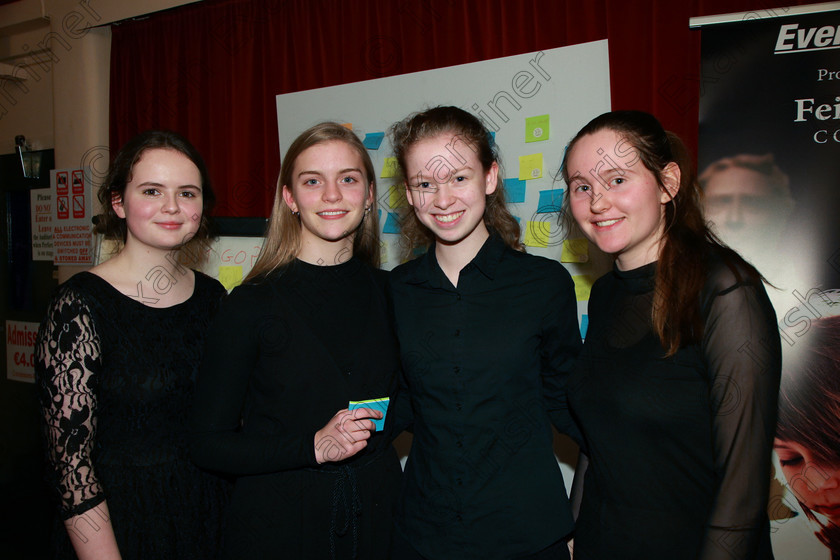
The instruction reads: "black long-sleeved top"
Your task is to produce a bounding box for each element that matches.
[389,234,582,559]
[192,258,402,559]
[35,271,229,559]
[569,250,781,560]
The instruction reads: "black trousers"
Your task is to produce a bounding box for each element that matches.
[391,531,572,560]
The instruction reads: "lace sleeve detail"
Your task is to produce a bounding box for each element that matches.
[699,269,781,559]
[35,284,105,520]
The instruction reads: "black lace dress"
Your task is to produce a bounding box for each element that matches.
[35,271,230,560]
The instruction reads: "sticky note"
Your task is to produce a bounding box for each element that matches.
[363,132,385,150]
[536,188,564,213]
[348,397,390,431]
[561,238,588,263]
[383,212,401,234]
[487,131,496,147]
[580,314,589,339]
[218,265,243,291]
[573,275,594,301]
[388,185,408,208]
[524,220,550,248]
[381,157,399,178]
[519,153,543,180]
[504,177,526,203]
[525,114,550,143]
[341,123,353,130]
[380,241,388,265]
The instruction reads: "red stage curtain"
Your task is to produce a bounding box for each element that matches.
[110,0,806,218]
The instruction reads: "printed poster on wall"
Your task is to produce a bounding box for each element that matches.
[30,188,53,261]
[697,7,840,559]
[51,167,93,265]
[6,320,39,383]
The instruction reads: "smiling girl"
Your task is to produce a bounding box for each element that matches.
[35,130,229,559]
[562,110,781,559]
[388,106,582,559]
[191,122,401,559]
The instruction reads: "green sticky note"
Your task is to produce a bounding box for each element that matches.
[561,238,589,263]
[518,153,544,180]
[388,184,407,208]
[218,265,243,291]
[524,221,550,248]
[381,157,399,178]
[525,114,550,143]
[380,241,388,265]
[572,274,594,301]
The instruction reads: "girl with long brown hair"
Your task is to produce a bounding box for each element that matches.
[388,106,582,559]
[562,110,781,559]
[191,122,401,559]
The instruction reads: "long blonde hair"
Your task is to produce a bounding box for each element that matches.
[245,123,380,282]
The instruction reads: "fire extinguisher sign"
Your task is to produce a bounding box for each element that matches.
[51,167,93,265]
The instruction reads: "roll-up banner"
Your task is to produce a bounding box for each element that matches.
[695,4,840,558]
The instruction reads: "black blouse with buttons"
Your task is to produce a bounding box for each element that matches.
[389,234,582,559]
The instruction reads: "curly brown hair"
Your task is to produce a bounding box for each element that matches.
[389,106,522,256]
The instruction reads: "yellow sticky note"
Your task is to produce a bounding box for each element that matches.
[525,114,550,143]
[219,265,243,291]
[572,274,594,301]
[561,238,589,263]
[518,153,543,180]
[380,241,388,265]
[381,157,399,178]
[524,221,550,248]
[388,185,407,208]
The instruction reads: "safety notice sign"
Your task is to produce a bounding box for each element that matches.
[51,167,93,265]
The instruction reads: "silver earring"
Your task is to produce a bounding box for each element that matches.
[291,210,299,216]
[364,206,371,213]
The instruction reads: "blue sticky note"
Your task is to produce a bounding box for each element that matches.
[348,397,390,431]
[514,215,521,224]
[505,177,526,203]
[383,211,400,234]
[580,314,589,340]
[537,188,564,213]
[363,132,385,150]
[487,131,496,147]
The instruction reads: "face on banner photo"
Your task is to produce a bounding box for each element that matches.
[698,9,840,560]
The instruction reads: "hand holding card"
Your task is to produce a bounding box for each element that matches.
[348,397,390,431]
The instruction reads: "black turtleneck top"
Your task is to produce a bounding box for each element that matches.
[192,258,402,559]
[569,250,781,560]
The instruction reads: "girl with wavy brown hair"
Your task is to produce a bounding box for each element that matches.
[388,106,581,559]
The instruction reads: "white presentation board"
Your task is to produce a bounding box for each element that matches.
[272,42,613,477]
[275,41,611,268]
